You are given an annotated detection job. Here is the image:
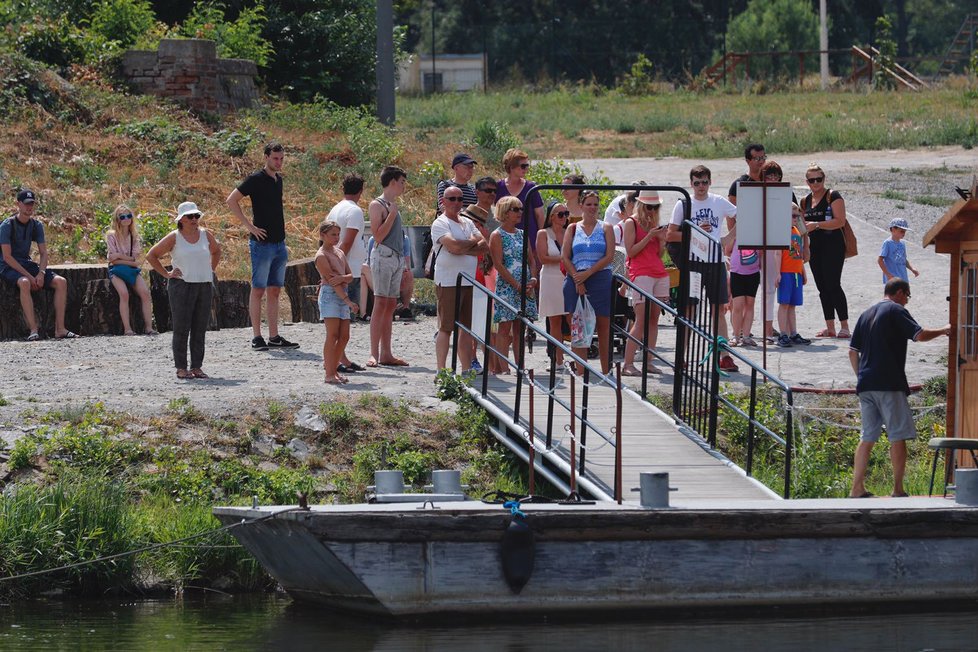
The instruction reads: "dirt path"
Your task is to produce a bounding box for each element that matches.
[0,147,971,426]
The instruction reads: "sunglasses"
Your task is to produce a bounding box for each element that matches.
[507,206,523,213]
[806,176,825,184]
[519,163,530,169]
[183,214,201,220]
[555,211,570,218]
[478,187,496,193]
[692,180,710,187]
[118,213,133,220]
[444,196,463,202]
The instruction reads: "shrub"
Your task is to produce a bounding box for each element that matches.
[88,0,156,49]
[179,1,273,66]
[618,54,656,97]
[472,119,521,163]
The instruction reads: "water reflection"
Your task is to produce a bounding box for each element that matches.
[2,594,978,651]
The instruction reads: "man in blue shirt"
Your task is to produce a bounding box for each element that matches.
[0,189,75,340]
[848,278,949,498]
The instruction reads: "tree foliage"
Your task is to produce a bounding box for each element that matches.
[725,0,819,78]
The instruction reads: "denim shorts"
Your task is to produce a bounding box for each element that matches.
[858,391,915,443]
[318,285,350,320]
[249,239,288,288]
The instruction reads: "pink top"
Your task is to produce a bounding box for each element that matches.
[106,231,142,260]
[626,220,667,279]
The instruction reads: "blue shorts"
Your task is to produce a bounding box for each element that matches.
[108,264,141,286]
[562,268,613,317]
[250,240,287,288]
[777,272,804,306]
[1,261,56,289]
[318,285,350,320]
[858,391,916,443]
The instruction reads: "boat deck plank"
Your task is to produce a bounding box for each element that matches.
[475,374,775,502]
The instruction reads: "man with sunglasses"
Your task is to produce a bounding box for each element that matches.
[431,186,487,372]
[0,189,74,340]
[848,278,950,498]
[668,166,739,372]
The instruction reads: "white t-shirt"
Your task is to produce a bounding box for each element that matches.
[430,213,479,287]
[670,193,736,263]
[327,199,366,278]
[604,194,628,245]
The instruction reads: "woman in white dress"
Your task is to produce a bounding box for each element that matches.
[536,201,570,367]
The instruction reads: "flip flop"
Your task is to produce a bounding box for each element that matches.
[56,331,80,339]
[891,491,909,498]
[620,366,642,377]
[380,358,409,366]
[366,359,379,368]
[144,330,159,336]
[124,331,136,336]
[837,330,851,339]
[347,362,366,372]
[851,491,874,498]
[26,332,40,342]
[815,329,836,338]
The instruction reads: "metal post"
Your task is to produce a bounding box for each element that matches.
[528,369,536,496]
[784,389,794,498]
[747,368,757,476]
[641,299,650,399]
[451,273,461,373]
[614,363,623,504]
[546,344,556,449]
[569,373,577,493]
[580,367,589,475]
[375,0,395,125]
[481,289,492,397]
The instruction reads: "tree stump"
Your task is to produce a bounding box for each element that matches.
[0,282,53,340]
[48,264,109,334]
[284,257,318,322]
[148,270,221,333]
[300,285,321,323]
[215,280,251,328]
[79,279,148,335]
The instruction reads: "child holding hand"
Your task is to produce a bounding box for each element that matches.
[316,220,359,384]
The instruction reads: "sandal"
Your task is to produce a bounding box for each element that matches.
[176,369,191,379]
[836,330,851,339]
[26,332,40,342]
[56,331,80,339]
[189,368,210,379]
[815,328,836,338]
[621,366,642,377]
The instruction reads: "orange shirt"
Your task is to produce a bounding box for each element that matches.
[780,226,805,274]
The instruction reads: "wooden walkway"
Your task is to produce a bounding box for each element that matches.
[473,373,777,503]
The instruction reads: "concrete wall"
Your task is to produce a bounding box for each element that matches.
[120,39,259,113]
[398,53,485,93]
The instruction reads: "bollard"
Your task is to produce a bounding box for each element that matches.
[374,470,406,495]
[432,469,463,494]
[955,469,978,506]
[639,472,675,509]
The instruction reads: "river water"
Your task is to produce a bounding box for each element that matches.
[2,595,978,651]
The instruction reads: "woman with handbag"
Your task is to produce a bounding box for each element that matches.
[561,190,615,375]
[802,164,852,339]
[105,204,156,335]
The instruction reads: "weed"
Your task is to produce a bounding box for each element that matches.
[267,400,287,425]
[7,437,35,470]
[880,189,908,201]
[914,195,953,208]
[318,401,357,437]
[0,394,8,407]
[166,397,203,423]
[472,119,521,162]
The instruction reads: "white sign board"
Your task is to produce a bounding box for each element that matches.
[689,228,716,263]
[736,183,793,249]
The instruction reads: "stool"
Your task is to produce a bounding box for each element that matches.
[928,438,978,497]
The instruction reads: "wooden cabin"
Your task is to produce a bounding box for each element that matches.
[922,179,978,456]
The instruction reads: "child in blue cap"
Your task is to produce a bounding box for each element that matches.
[878,217,919,285]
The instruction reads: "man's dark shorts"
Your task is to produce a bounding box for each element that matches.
[1,261,56,289]
[688,260,729,305]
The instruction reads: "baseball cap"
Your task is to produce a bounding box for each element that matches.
[176,201,203,221]
[451,153,477,167]
[17,189,36,204]
[888,217,910,230]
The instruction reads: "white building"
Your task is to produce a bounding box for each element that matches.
[397,53,486,93]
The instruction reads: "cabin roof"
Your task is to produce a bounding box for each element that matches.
[923,198,978,248]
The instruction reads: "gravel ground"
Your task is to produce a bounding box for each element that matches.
[0,147,972,428]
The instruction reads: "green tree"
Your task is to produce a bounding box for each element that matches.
[873,15,897,89]
[178,1,273,66]
[725,0,819,80]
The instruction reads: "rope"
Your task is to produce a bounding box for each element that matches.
[698,336,731,377]
[0,506,306,584]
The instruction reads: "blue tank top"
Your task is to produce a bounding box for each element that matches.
[571,223,611,271]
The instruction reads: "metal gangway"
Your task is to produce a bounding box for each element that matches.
[450,184,797,502]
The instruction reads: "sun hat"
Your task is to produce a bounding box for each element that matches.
[637,190,662,206]
[176,201,202,222]
[888,217,910,230]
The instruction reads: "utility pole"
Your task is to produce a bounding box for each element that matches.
[376,0,395,125]
[819,0,828,90]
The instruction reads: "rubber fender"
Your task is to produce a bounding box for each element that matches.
[500,516,535,594]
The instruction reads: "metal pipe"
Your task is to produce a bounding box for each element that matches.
[528,369,536,496]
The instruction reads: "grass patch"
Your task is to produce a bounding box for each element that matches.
[880,189,908,201]
[914,194,954,207]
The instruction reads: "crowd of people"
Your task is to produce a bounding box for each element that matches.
[0,141,933,387]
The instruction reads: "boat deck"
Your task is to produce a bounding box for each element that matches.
[472,374,777,502]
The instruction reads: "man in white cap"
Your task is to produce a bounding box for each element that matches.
[878,217,919,286]
[0,189,74,340]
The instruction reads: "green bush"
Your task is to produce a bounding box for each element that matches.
[472,119,521,163]
[88,0,155,49]
[179,2,273,66]
[530,159,614,206]
[618,54,656,97]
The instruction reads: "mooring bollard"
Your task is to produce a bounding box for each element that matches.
[639,472,675,508]
[955,468,978,506]
[431,469,463,494]
[373,470,407,495]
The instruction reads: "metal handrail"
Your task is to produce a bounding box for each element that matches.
[451,271,621,500]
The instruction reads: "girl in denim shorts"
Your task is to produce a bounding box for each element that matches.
[315,221,359,384]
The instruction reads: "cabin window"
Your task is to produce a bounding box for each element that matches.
[965,265,977,360]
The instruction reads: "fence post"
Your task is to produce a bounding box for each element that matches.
[451,273,461,373]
